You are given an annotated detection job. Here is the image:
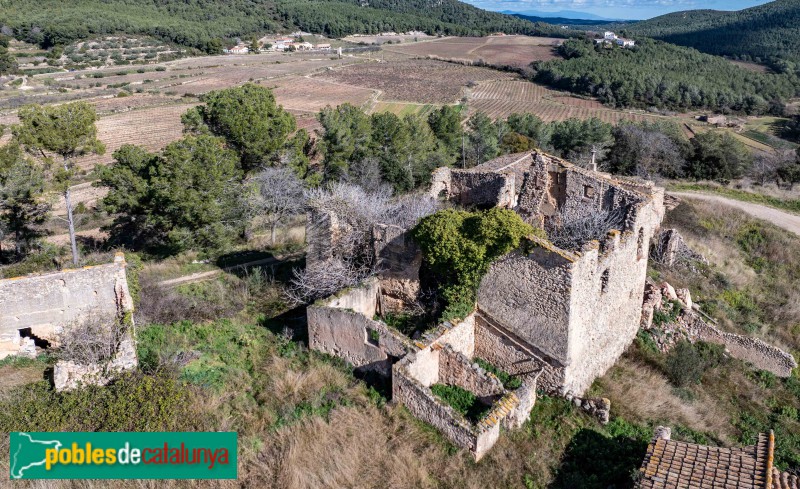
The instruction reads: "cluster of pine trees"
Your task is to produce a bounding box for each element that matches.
[531,38,799,115]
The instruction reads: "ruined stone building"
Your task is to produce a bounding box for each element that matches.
[306,150,664,457]
[306,149,796,459]
[0,253,137,389]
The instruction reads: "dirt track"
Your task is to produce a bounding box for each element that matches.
[669,191,800,237]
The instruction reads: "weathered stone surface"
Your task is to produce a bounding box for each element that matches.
[652,228,708,268]
[373,224,422,313]
[0,253,133,359]
[53,334,138,391]
[307,278,412,378]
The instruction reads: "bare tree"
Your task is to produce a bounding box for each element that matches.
[545,209,626,251]
[347,156,383,190]
[749,150,792,186]
[288,183,440,303]
[56,314,129,366]
[246,167,306,244]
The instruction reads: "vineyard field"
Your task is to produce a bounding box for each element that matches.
[316,59,514,104]
[468,80,663,124]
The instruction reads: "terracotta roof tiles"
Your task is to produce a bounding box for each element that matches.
[637,430,774,489]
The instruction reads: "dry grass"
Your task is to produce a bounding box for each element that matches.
[596,357,736,443]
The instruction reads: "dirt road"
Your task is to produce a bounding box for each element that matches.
[669,191,800,236]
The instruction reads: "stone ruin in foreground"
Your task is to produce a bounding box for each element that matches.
[0,252,137,391]
[306,150,796,460]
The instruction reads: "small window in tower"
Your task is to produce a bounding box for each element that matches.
[600,269,610,294]
[583,185,595,198]
[637,227,645,260]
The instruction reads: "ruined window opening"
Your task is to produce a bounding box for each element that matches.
[637,227,645,260]
[583,185,595,199]
[366,328,380,347]
[600,269,610,294]
[18,328,51,349]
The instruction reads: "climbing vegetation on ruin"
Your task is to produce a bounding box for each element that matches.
[412,207,535,322]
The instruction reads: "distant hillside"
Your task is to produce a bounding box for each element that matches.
[618,0,800,65]
[0,0,568,53]
[510,13,611,26]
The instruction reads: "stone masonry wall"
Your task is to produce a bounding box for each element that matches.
[307,278,410,377]
[681,311,796,377]
[564,197,664,394]
[0,253,133,359]
[372,223,422,313]
[474,313,564,391]
[438,345,505,399]
[477,243,574,367]
[448,171,515,209]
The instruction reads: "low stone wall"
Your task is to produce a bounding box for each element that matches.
[0,253,133,359]
[393,354,502,461]
[504,375,538,429]
[438,345,504,399]
[681,312,796,377]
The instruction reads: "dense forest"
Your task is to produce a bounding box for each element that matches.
[0,0,567,53]
[616,0,800,68]
[531,38,800,114]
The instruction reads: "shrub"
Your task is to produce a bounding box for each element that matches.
[56,313,129,365]
[430,384,490,422]
[664,340,724,387]
[0,373,196,433]
[413,208,535,322]
[652,300,682,326]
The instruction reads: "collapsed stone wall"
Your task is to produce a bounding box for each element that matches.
[448,171,516,208]
[372,223,422,313]
[0,253,134,359]
[641,282,797,378]
[307,278,412,377]
[682,313,797,377]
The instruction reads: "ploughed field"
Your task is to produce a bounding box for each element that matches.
[383,35,564,68]
[1,42,669,175]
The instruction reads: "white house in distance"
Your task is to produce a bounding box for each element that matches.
[224,44,249,54]
[597,31,635,48]
[316,43,331,51]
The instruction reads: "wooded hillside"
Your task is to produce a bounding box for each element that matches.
[0,0,566,53]
[619,0,800,67]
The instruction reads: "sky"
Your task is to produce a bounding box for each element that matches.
[463,0,772,20]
